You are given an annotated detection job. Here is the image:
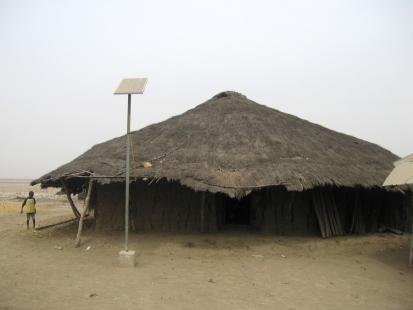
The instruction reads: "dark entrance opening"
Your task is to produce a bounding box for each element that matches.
[224,195,251,225]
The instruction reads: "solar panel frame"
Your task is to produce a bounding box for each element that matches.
[114,78,148,95]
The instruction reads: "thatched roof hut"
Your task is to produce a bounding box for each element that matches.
[32,91,398,197]
[32,91,411,236]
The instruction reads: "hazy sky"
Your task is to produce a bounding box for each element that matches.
[1,0,412,179]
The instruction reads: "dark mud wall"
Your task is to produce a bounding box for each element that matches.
[333,186,407,234]
[94,179,206,232]
[260,186,407,236]
[260,187,317,235]
[92,180,407,235]
[402,189,413,233]
[93,182,124,231]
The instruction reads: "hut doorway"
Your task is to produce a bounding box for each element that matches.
[223,193,263,228]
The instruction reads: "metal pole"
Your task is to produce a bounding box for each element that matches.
[125,94,131,251]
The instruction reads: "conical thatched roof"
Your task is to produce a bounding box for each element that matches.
[32,91,399,198]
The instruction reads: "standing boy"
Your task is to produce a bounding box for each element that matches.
[21,191,36,231]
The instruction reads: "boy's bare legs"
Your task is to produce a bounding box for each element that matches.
[26,216,35,230]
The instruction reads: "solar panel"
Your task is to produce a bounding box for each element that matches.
[114,78,148,95]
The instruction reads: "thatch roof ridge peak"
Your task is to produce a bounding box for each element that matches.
[211,91,248,100]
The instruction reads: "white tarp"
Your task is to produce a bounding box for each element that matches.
[383,153,413,186]
[383,162,413,186]
[383,153,413,267]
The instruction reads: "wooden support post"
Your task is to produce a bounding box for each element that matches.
[409,214,413,267]
[280,192,295,235]
[67,194,81,220]
[201,192,206,233]
[409,196,413,267]
[324,188,337,235]
[312,190,326,238]
[327,187,344,235]
[60,180,81,220]
[75,180,93,248]
[319,188,335,236]
[130,205,136,233]
[318,188,331,238]
[210,195,218,232]
[349,189,359,234]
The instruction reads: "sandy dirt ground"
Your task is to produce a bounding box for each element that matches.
[0,179,412,310]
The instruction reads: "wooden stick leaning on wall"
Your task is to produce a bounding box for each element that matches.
[326,187,344,235]
[348,188,359,234]
[322,187,341,236]
[356,191,365,234]
[75,180,94,248]
[60,179,81,220]
[130,204,136,233]
[319,188,335,236]
[37,218,79,230]
[318,188,332,238]
[312,189,326,238]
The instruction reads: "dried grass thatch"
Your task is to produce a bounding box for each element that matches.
[32,91,398,198]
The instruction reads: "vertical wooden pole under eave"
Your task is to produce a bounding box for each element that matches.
[75,179,94,248]
[280,192,295,235]
[60,180,81,220]
[409,215,413,267]
[201,192,206,233]
[410,192,413,267]
[125,94,131,252]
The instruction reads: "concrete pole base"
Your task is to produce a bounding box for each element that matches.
[119,250,136,268]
